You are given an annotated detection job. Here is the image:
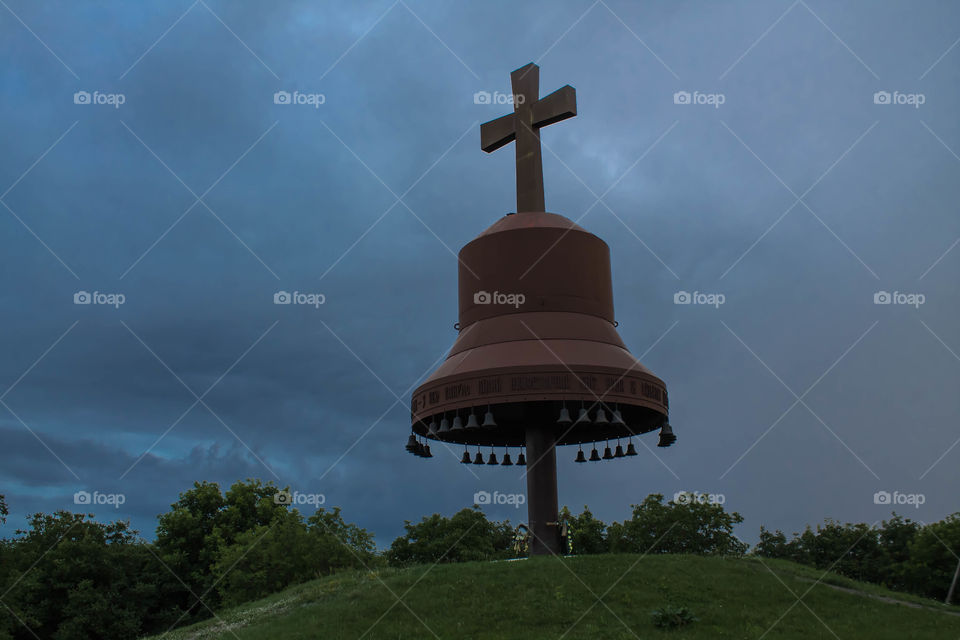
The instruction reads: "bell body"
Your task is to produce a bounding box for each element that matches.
[411,212,668,446]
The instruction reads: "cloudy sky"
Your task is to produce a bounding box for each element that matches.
[1,0,958,548]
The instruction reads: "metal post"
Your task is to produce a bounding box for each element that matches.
[947,555,960,605]
[525,424,560,556]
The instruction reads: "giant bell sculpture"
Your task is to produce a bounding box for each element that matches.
[409,63,674,556]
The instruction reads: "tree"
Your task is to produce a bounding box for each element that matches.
[904,513,960,600]
[387,507,513,566]
[560,505,607,554]
[1,511,179,640]
[154,479,288,619]
[213,507,376,607]
[607,494,747,556]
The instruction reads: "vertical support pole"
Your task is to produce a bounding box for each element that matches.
[947,555,960,605]
[525,424,560,555]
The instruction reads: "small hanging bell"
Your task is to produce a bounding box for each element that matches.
[501,450,513,466]
[405,434,418,453]
[414,441,426,457]
[602,444,614,460]
[575,407,591,424]
[516,450,526,466]
[465,413,480,429]
[657,423,677,447]
[460,450,472,464]
[557,406,572,425]
[438,416,451,434]
[612,409,626,426]
[594,408,609,425]
[427,418,438,436]
[422,444,433,458]
[451,415,464,432]
[574,447,587,463]
[473,450,485,465]
[625,440,638,456]
[487,450,498,465]
[482,410,497,428]
[589,447,601,462]
[614,443,625,458]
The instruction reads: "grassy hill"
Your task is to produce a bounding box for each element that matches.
[148,554,960,639]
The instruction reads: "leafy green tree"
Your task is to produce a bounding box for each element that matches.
[213,506,376,607]
[1,511,179,639]
[607,494,747,556]
[560,505,607,554]
[904,513,960,600]
[155,479,288,619]
[387,507,513,566]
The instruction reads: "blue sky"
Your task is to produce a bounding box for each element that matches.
[1,0,959,547]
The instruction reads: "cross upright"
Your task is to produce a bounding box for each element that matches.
[480,63,577,213]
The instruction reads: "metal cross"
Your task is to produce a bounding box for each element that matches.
[480,63,577,213]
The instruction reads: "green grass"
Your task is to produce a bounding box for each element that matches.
[146,554,960,639]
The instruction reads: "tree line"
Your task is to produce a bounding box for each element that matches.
[0,485,956,639]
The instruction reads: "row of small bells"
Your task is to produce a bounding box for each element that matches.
[405,403,676,462]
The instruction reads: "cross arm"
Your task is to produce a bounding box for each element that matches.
[532,85,577,128]
[480,113,516,153]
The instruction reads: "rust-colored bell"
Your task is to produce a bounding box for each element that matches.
[466,413,480,429]
[482,410,497,428]
[557,406,572,425]
[574,446,586,463]
[516,450,526,466]
[461,450,472,464]
[602,444,614,460]
[657,423,676,448]
[487,450,498,465]
[625,440,638,456]
[588,447,601,462]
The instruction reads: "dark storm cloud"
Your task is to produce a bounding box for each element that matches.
[1,0,958,548]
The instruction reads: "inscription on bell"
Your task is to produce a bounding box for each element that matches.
[445,383,472,400]
[510,374,570,392]
[478,378,502,394]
